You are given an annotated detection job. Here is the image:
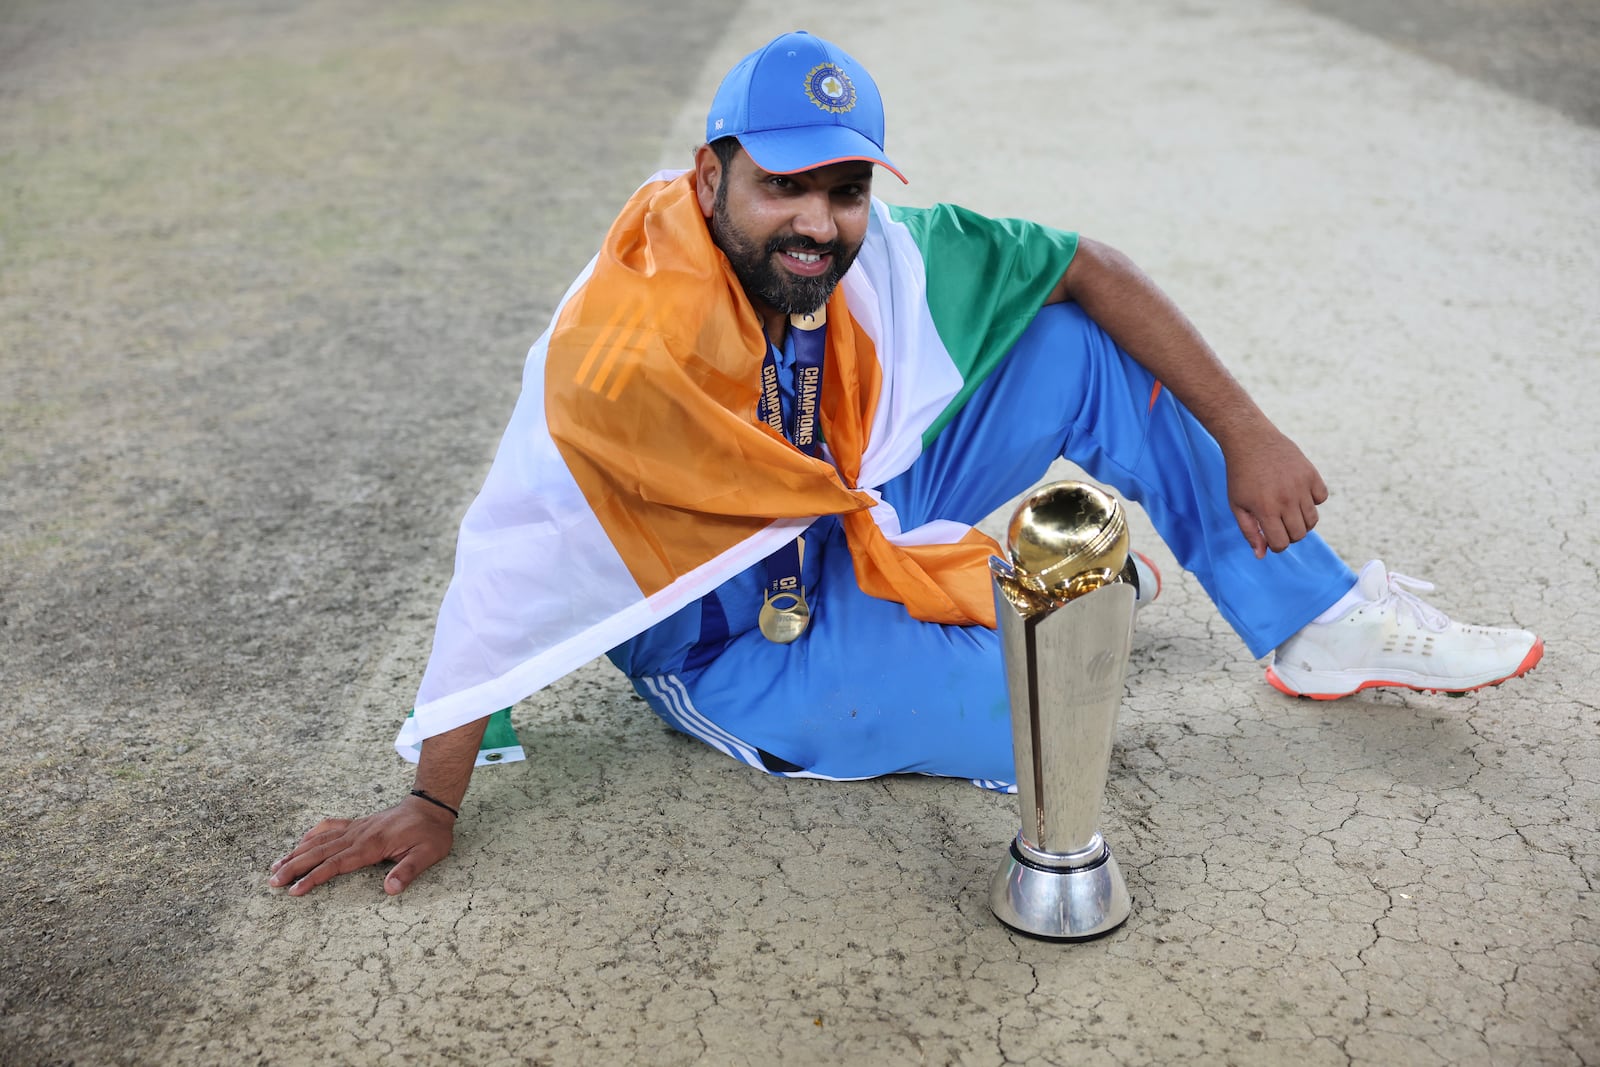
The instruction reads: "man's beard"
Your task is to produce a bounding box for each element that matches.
[711,189,860,316]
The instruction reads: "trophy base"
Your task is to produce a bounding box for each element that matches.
[989,836,1132,941]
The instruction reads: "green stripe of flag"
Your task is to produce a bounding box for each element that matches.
[887,203,1078,446]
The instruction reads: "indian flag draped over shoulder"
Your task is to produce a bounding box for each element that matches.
[397,171,1076,762]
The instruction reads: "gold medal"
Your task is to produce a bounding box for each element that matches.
[755,318,820,648]
[759,587,811,644]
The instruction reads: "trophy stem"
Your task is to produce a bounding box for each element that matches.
[989,577,1136,940]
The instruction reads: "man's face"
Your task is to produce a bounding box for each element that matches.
[705,149,873,317]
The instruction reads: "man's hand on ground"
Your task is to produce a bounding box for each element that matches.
[1222,426,1329,557]
[268,796,456,897]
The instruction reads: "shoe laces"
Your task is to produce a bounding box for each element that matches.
[1377,570,1450,631]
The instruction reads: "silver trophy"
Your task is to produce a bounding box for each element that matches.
[988,481,1137,940]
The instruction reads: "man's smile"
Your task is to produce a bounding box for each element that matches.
[777,248,831,276]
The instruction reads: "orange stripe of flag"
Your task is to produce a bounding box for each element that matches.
[575,302,645,391]
[604,349,644,401]
[588,303,650,395]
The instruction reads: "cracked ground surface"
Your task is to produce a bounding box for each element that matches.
[2,0,1596,1064]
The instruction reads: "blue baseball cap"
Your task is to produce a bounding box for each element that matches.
[705,31,907,183]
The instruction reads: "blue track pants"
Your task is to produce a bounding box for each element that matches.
[608,303,1355,785]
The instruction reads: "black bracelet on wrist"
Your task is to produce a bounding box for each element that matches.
[409,789,460,819]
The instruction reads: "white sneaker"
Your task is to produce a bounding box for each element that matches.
[1130,551,1161,608]
[1265,560,1543,700]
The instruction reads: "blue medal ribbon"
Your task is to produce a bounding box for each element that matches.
[756,310,826,643]
[756,311,824,457]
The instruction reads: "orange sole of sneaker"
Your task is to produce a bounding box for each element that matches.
[1264,637,1545,701]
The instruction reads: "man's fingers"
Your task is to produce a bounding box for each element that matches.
[270,823,354,878]
[1281,506,1309,546]
[268,844,318,885]
[269,823,385,887]
[269,837,345,887]
[1232,506,1267,559]
[284,837,396,896]
[1238,496,1320,554]
[383,857,421,896]
[1244,503,1293,554]
[384,842,449,896]
[280,818,352,862]
[285,858,344,897]
[270,805,457,897]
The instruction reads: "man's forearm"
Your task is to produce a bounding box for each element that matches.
[412,716,490,811]
[1049,237,1272,448]
[1050,235,1329,556]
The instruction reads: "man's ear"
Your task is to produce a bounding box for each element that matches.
[693,143,721,218]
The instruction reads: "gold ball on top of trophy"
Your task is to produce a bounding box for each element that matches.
[994,481,1131,617]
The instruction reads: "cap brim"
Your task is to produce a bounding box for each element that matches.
[739,125,908,184]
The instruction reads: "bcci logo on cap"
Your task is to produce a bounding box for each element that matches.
[804,63,856,114]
